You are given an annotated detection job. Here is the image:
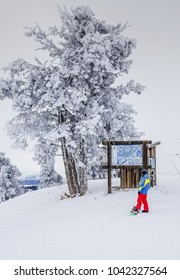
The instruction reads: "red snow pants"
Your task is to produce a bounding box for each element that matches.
[136,193,149,211]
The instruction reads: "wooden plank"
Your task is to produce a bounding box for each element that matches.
[121,169,125,189]
[102,165,151,169]
[119,168,121,188]
[135,168,140,188]
[130,169,134,188]
[142,141,148,167]
[102,140,151,145]
[107,141,112,194]
[127,169,129,188]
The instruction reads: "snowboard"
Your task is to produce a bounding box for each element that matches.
[130,211,138,216]
[130,209,139,215]
[130,206,139,215]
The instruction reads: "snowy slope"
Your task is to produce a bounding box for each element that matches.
[0,176,179,260]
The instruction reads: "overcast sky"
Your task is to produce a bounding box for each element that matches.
[0,0,180,176]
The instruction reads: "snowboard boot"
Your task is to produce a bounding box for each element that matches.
[142,210,149,213]
[131,207,139,214]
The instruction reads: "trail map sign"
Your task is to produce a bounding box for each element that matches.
[102,140,160,193]
[112,144,143,165]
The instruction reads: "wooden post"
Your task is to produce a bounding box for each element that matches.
[107,141,112,194]
[127,169,130,188]
[134,168,139,188]
[142,141,148,167]
[121,168,127,189]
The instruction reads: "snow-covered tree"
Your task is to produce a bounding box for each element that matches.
[33,138,58,187]
[0,6,144,196]
[52,171,63,186]
[0,152,21,203]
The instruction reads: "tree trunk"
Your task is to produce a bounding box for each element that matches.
[78,140,88,195]
[61,137,79,196]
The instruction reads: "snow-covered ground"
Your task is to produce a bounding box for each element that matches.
[0,175,179,260]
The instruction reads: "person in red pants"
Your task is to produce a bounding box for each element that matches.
[131,169,150,214]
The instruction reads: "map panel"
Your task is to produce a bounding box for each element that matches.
[112,144,143,165]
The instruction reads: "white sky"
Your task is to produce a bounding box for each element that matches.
[0,0,180,176]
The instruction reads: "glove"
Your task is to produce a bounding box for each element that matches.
[138,191,141,195]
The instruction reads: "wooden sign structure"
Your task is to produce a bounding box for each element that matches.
[102,140,160,193]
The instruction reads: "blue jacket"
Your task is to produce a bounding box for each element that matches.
[138,174,150,194]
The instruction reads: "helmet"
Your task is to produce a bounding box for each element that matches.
[141,168,148,176]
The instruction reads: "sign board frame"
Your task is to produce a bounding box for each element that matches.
[102,140,155,193]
